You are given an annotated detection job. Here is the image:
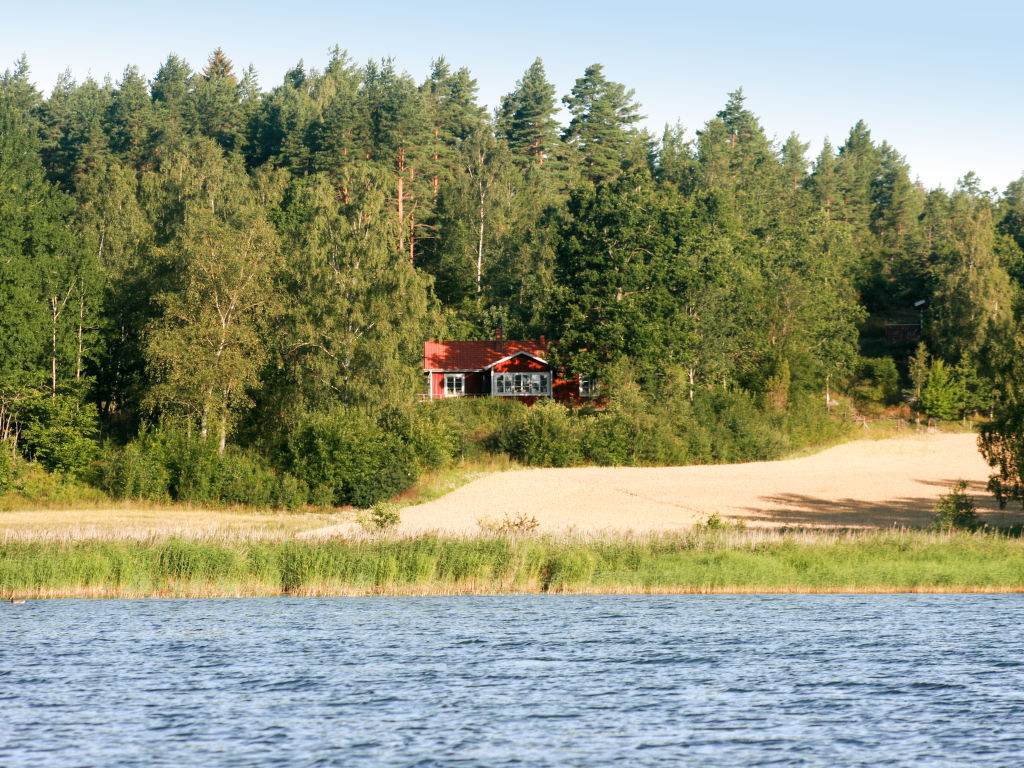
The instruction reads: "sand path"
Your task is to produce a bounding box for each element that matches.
[384,432,1021,536]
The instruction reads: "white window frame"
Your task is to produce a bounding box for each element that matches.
[579,376,598,397]
[444,373,466,397]
[491,371,551,397]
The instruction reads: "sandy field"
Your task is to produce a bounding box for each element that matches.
[4,432,1021,541]
[390,432,1022,536]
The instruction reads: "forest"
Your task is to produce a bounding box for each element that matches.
[1,48,1023,510]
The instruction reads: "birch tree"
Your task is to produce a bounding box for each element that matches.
[145,139,281,452]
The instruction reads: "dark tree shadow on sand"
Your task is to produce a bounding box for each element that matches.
[741,478,1024,528]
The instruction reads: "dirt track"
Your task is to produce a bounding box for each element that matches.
[393,432,1022,535]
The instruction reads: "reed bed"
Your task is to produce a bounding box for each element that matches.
[3,528,1023,598]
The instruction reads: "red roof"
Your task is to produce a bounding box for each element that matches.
[424,340,549,371]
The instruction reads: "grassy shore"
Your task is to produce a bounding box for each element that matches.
[3,528,1023,598]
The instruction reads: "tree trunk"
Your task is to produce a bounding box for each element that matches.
[397,174,405,254]
[51,297,58,396]
[76,292,85,380]
[477,194,485,297]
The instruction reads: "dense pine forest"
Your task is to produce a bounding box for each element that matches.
[2,49,1023,510]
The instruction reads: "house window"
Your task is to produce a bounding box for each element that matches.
[444,374,465,397]
[579,377,598,397]
[493,372,550,396]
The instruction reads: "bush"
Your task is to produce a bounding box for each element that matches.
[931,480,981,531]
[18,393,99,475]
[921,359,960,421]
[500,399,581,467]
[289,409,419,507]
[103,425,308,509]
[102,428,171,501]
[378,407,459,470]
[694,390,790,463]
[368,502,401,532]
[851,356,901,409]
[580,412,635,466]
[0,449,15,494]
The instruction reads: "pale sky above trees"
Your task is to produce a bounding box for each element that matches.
[4,0,1022,192]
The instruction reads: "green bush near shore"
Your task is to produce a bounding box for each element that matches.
[3,529,1024,597]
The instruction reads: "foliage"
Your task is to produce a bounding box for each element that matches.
[978,328,1024,510]
[930,480,981,531]
[18,393,99,475]
[102,425,307,509]
[500,399,582,467]
[1,48,1020,497]
[479,511,541,536]
[920,359,960,421]
[288,409,419,507]
[850,356,901,408]
[0,449,16,494]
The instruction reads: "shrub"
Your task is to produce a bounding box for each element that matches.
[931,480,981,531]
[0,449,15,494]
[102,428,171,501]
[368,502,401,532]
[289,409,419,507]
[851,356,901,408]
[500,399,581,467]
[580,412,635,466]
[18,393,99,475]
[103,425,308,509]
[694,390,790,463]
[378,407,459,470]
[921,359,960,421]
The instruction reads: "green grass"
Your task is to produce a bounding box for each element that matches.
[396,453,520,506]
[3,528,1023,598]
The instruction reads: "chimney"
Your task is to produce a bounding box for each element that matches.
[540,334,546,349]
[496,318,504,354]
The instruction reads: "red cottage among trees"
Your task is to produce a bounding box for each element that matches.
[423,333,595,403]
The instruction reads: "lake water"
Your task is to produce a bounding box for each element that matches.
[2,595,1023,767]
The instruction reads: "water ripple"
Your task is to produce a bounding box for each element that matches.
[1,595,1023,766]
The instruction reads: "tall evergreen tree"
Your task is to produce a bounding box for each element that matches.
[496,58,560,169]
[562,64,647,183]
[929,183,1013,363]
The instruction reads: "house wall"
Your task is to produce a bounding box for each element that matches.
[429,371,486,399]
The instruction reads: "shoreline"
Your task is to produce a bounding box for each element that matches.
[8,586,1024,599]
[4,529,1023,599]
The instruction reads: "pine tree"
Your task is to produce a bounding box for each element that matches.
[929,185,1013,362]
[107,65,155,169]
[496,58,560,168]
[188,48,244,153]
[562,64,647,183]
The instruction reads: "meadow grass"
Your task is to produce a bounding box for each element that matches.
[3,528,1023,598]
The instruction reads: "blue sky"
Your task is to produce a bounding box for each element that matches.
[4,0,1022,192]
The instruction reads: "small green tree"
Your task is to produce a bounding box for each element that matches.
[906,342,929,407]
[930,480,980,531]
[920,359,959,420]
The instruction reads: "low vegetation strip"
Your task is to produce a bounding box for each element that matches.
[3,530,1023,598]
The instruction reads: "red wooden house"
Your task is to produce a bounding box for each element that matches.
[423,333,596,403]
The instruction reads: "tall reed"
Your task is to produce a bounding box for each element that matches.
[2,529,1022,598]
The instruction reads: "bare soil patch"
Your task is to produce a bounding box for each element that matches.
[394,432,1023,536]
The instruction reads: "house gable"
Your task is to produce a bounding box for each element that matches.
[486,350,550,373]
